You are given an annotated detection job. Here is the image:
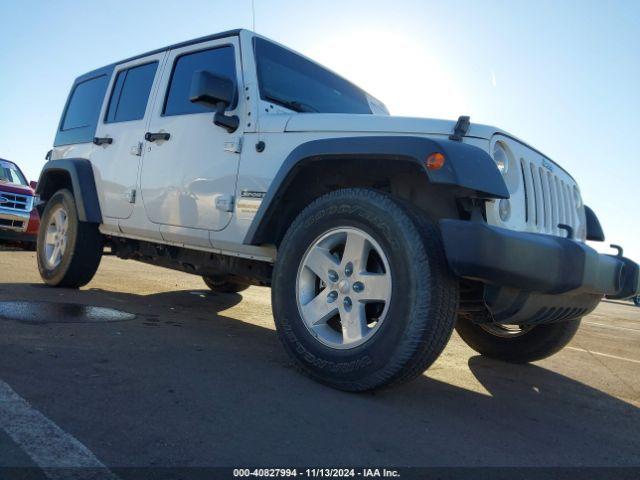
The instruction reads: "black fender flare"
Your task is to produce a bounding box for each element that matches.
[243,136,508,245]
[36,158,102,223]
[584,205,605,241]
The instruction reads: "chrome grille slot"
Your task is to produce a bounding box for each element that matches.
[561,181,570,228]
[565,182,576,229]
[555,176,564,229]
[538,167,553,232]
[546,171,557,235]
[560,179,567,230]
[568,186,574,227]
[520,158,533,225]
[0,192,31,211]
[518,157,580,235]
[529,162,542,227]
[488,135,584,241]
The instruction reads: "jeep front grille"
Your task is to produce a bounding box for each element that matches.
[519,158,579,237]
[0,192,32,212]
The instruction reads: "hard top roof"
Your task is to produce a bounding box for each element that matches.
[75,29,245,83]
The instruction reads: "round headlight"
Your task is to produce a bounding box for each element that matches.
[493,142,509,175]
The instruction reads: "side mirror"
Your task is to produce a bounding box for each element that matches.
[189,70,239,133]
[29,181,38,190]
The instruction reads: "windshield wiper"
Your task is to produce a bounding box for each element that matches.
[263,95,318,113]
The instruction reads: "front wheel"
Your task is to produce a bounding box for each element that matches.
[272,188,459,391]
[455,317,581,363]
[37,189,103,288]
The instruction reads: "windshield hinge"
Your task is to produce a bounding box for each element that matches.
[449,115,471,142]
[126,189,136,204]
[224,136,243,154]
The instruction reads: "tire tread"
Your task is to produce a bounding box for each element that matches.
[273,188,459,391]
[37,189,103,288]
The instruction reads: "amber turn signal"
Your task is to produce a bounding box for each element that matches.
[425,152,445,170]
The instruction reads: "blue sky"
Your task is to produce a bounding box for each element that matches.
[0,0,638,260]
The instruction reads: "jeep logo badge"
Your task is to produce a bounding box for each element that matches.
[542,158,554,172]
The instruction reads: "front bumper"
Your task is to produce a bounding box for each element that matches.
[440,219,639,300]
[0,207,39,244]
[0,206,31,231]
[0,229,36,244]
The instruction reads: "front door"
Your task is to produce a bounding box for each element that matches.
[140,37,243,239]
[92,53,165,219]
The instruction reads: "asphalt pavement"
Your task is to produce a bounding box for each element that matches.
[0,249,638,475]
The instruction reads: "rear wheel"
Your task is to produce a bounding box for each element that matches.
[37,189,103,288]
[455,317,581,363]
[272,188,459,391]
[202,275,249,293]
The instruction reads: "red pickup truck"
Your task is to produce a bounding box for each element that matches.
[0,158,40,248]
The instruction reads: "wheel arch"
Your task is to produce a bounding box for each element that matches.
[584,205,605,242]
[36,158,102,223]
[244,136,509,246]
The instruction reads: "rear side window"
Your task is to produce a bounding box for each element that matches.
[61,75,109,131]
[163,46,236,116]
[105,62,158,123]
[55,67,113,146]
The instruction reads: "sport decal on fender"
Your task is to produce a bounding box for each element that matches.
[236,190,266,220]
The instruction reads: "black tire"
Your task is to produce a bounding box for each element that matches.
[272,188,459,391]
[37,189,103,288]
[202,275,249,293]
[455,317,581,363]
[634,296,640,307]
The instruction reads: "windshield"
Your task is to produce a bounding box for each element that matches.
[0,159,28,186]
[254,38,381,114]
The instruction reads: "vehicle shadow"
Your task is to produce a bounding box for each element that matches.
[0,282,638,467]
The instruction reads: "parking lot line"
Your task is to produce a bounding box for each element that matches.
[566,346,640,365]
[0,379,118,480]
[583,321,640,333]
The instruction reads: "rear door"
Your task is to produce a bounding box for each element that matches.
[92,54,165,219]
[139,37,243,247]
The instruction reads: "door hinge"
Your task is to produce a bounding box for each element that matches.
[215,194,234,212]
[126,189,137,204]
[130,142,143,156]
[223,136,243,154]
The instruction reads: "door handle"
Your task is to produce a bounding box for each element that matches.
[93,136,113,146]
[145,132,170,142]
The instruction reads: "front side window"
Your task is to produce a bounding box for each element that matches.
[164,46,237,116]
[0,160,27,186]
[61,75,109,131]
[254,38,373,114]
[105,62,158,123]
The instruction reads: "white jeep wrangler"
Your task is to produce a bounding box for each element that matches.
[36,29,639,391]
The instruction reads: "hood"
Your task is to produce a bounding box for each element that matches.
[282,113,572,177]
[0,182,33,196]
[284,114,501,139]
[282,113,576,183]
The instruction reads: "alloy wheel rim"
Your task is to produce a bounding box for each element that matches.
[479,323,535,338]
[296,227,392,349]
[44,206,69,269]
